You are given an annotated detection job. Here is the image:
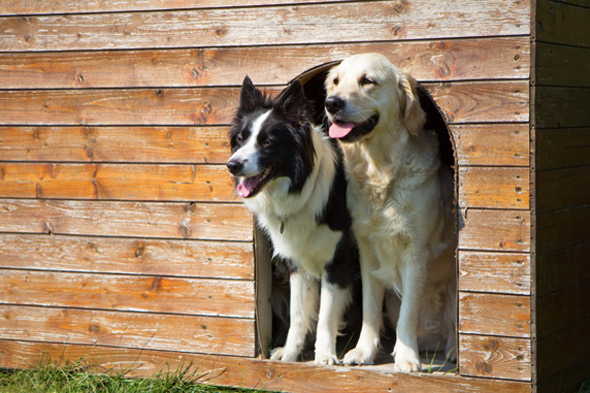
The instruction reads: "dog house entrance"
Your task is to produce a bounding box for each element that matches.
[255,61,457,372]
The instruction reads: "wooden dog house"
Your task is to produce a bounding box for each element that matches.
[0,1,588,392]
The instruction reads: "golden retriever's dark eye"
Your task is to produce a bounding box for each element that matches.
[360,76,376,86]
[333,77,339,85]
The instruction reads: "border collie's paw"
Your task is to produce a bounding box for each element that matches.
[270,347,298,362]
[342,347,376,365]
[314,352,340,366]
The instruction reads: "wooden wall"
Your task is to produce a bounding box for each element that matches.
[534,1,590,392]
[0,1,535,392]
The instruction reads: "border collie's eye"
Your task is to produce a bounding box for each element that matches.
[360,76,376,86]
[236,133,244,144]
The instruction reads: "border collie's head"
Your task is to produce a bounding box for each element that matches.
[227,76,316,199]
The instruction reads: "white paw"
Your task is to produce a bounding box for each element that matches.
[270,347,299,362]
[343,346,377,366]
[393,344,422,373]
[314,352,340,366]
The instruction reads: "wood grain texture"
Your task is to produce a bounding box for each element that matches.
[0,270,255,318]
[535,128,590,171]
[458,167,529,209]
[537,205,590,255]
[426,81,529,123]
[535,87,590,128]
[0,234,254,280]
[0,1,530,52]
[0,37,530,89]
[536,42,590,87]
[0,82,529,126]
[536,0,590,48]
[536,166,590,212]
[0,0,356,15]
[0,341,533,393]
[536,318,590,388]
[459,293,531,338]
[0,163,236,202]
[536,242,590,297]
[459,209,530,252]
[451,124,529,167]
[459,335,532,381]
[0,126,231,164]
[0,199,253,241]
[536,281,590,339]
[0,305,255,357]
[458,251,530,295]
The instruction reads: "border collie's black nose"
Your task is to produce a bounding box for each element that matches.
[227,159,243,175]
[325,96,345,114]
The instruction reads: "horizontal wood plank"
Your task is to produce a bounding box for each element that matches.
[536,318,590,386]
[459,292,531,338]
[451,124,529,167]
[459,334,532,381]
[0,0,356,15]
[535,87,590,128]
[459,209,530,252]
[536,42,590,87]
[0,37,530,89]
[0,305,255,357]
[0,163,236,202]
[0,341,533,393]
[0,2,530,52]
[426,81,529,124]
[536,242,590,297]
[0,270,255,318]
[535,128,590,171]
[458,167,529,210]
[0,234,254,280]
[536,166,590,212]
[536,281,590,339]
[537,204,590,255]
[458,251,530,295]
[0,126,231,164]
[0,199,253,241]
[0,82,529,126]
[536,0,590,48]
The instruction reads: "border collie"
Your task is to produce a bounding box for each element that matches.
[227,76,358,365]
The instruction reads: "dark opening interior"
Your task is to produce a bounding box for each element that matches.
[264,62,456,366]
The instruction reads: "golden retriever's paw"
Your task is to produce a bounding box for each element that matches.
[393,345,422,373]
[270,347,298,362]
[342,346,377,366]
[314,352,340,366]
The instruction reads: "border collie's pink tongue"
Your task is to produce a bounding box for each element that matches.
[329,122,355,138]
[237,174,262,198]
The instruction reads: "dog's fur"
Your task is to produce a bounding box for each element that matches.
[324,53,457,372]
[227,76,358,365]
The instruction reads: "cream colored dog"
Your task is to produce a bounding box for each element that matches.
[324,53,457,372]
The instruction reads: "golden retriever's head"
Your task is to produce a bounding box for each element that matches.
[324,53,426,143]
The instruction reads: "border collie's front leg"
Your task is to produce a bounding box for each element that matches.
[271,271,318,362]
[314,275,352,365]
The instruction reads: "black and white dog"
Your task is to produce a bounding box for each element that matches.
[227,76,358,365]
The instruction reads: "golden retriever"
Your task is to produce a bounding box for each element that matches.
[324,53,457,372]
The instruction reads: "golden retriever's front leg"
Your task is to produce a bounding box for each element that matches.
[343,248,384,365]
[392,253,427,372]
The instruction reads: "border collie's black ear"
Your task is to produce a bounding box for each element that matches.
[278,80,306,123]
[238,75,265,111]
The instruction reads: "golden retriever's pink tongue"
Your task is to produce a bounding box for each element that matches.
[329,122,355,138]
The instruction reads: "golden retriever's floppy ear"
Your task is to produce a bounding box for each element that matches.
[397,73,426,136]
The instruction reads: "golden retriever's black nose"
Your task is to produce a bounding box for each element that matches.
[227,159,243,175]
[325,96,345,114]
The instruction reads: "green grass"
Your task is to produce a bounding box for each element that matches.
[0,362,269,393]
